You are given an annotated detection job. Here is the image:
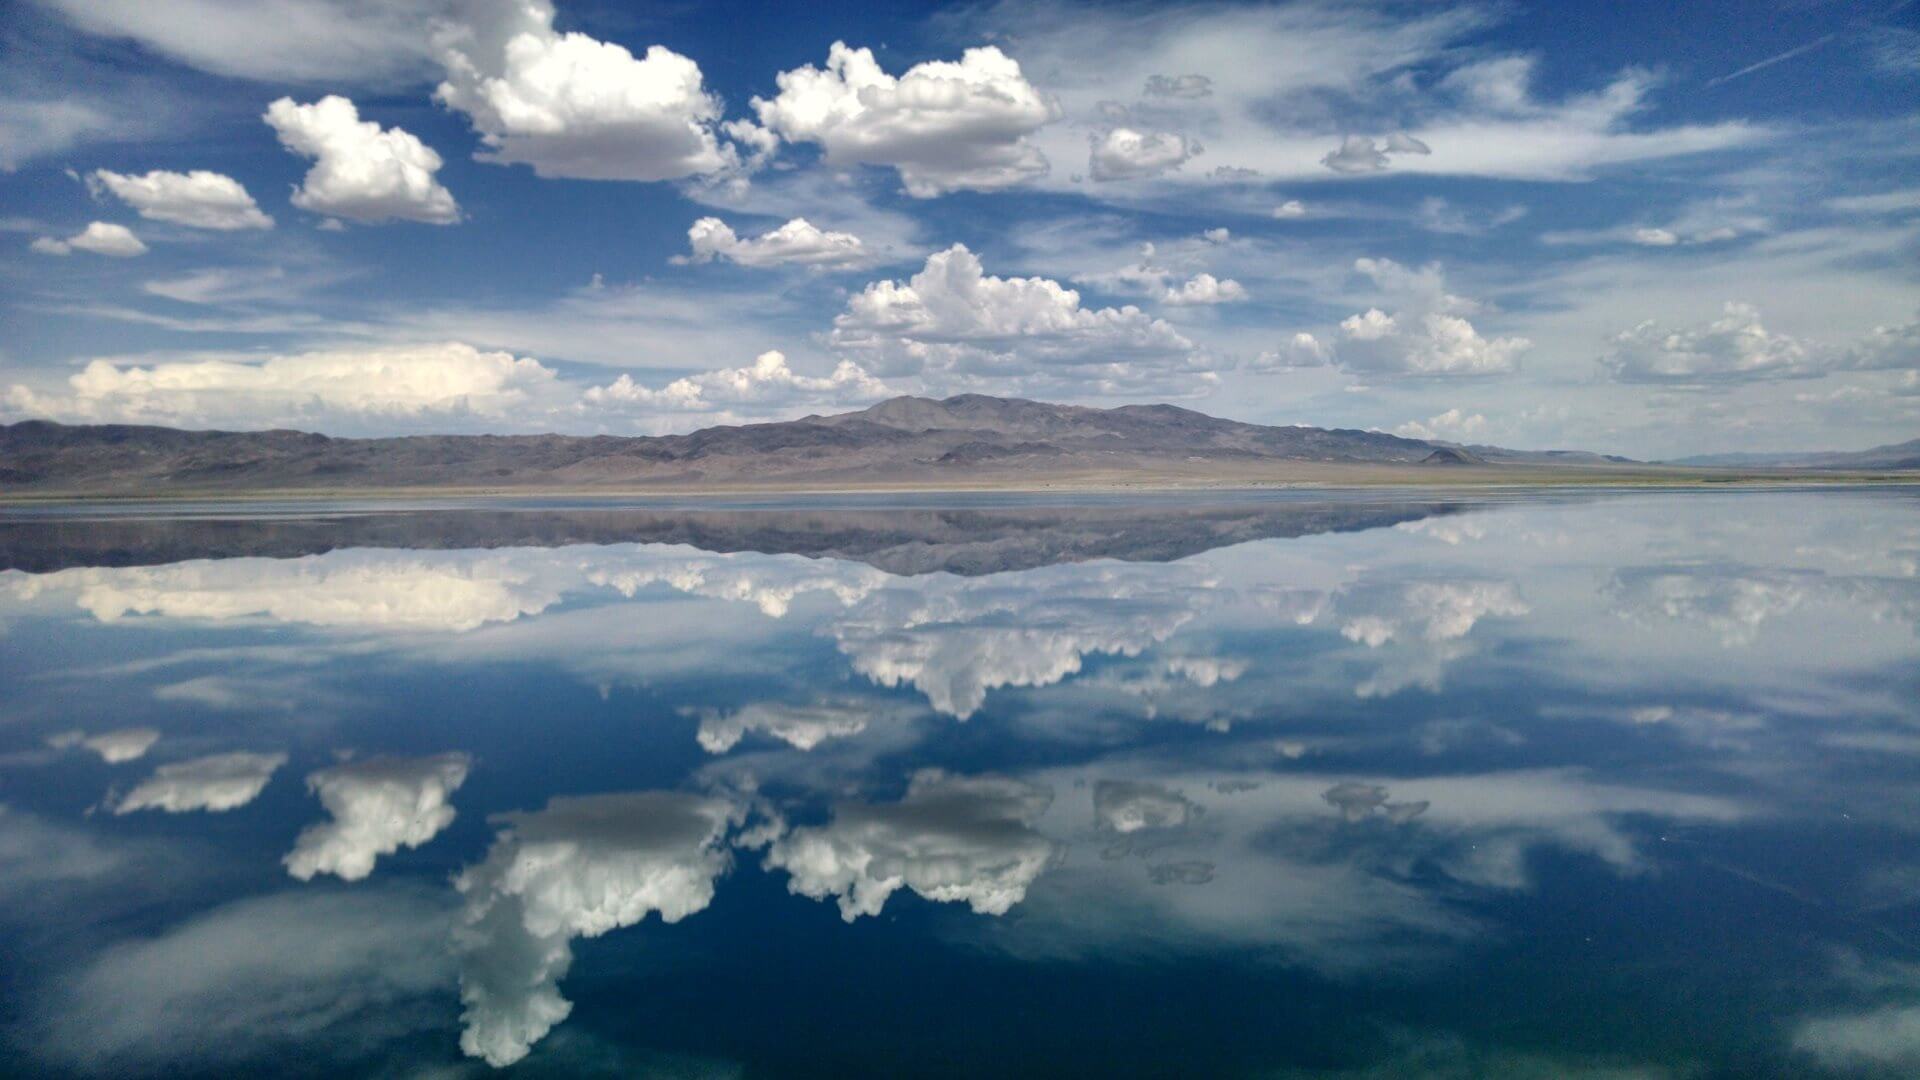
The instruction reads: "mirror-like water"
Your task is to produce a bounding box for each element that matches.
[2,490,1917,1077]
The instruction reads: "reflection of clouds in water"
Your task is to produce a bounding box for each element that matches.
[1094,780,1196,834]
[588,554,886,617]
[1322,782,1429,825]
[1165,656,1247,687]
[692,697,918,754]
[1263,1030,1687,1079]
[1,538,1346,722]
[0,805,130,897]
[151,672,334,713]
[1607,568,1806,647]
[46,727,159,764]
[828,563,1218,718]
[1333,580,1527,698]
[112,751,286,814]
[1796,1005,1920,1072]
[1016,766,1745,971]
[1792,954,1920,1072]
[1,545,888,635]
[285,753,471,882]
[1608,564,1920,650]
[40,889,453,1072]
[1339,581,1528,646]
[2,553,564,632]
[1076,655,1251,727]
[767,769,1058,920]
[1395,517,1488,546]
[454,791,741,1067]
[1367,771,1744,891]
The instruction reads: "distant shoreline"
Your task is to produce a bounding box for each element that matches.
[4,468,1915,506]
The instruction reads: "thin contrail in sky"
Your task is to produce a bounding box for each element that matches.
[1706,33,1838,86]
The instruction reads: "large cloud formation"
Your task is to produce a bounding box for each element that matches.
[766,769,1058,920]
[5,342,560,430]
[265,95,460,224]
[453,791,742,1067]
[112,751,287,814]
[88,168,273,230]
[830,244,1210,395]
[434,0,733,181]
[285,753,472,882]
[752,42,1058,197]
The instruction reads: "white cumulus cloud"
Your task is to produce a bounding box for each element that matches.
[582,349,890,417]
[1088,127,1202,181]
[112,751,287,814]
[682,216,870,268]
[830,243,1209,395]
[434,0,732,182]
[265,95,459,225]
[765,769,1057,920]
[454,791,741,1067]
[1394,408,1488,441]
[1599,302,1821,383]
[1161,272,1247,306]
[752,42,1058,197]
[31,221,147,257]
[88,169,272,230]
[285,753,472,882]
[1273,258,1527,377]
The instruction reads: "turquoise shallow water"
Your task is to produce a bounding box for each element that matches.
[1,489,1917,1078]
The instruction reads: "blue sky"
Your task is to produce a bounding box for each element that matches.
[1,0,1916,457]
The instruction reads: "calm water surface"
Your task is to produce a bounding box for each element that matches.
[2,490,1917,1078]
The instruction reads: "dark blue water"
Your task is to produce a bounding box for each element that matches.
[1,490,1916,1077]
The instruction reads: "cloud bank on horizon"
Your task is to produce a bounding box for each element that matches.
[0,0,1916,457]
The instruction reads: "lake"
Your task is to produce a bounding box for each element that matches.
[2,489,1917,1077]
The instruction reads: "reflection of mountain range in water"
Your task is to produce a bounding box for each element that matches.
[0,497,1481,575]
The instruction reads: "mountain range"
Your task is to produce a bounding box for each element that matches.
[0,395,1905,496]
[1666,438,1920,470]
